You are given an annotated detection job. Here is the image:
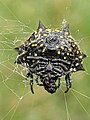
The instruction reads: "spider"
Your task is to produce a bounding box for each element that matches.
[15,19,86,94]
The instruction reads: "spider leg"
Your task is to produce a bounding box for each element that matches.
[29,73,34,94]
[57,77,60,88]
[25,69,34,93]
[65,73,71,93]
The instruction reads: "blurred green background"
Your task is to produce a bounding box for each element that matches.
[0,0,90,120]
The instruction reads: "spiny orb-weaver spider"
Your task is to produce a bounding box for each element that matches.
[15,19,86,94]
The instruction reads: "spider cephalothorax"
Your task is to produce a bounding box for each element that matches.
[15,20,86,94]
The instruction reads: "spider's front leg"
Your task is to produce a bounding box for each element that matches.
[65,73,71,93]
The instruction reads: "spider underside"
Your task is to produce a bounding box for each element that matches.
[15,20,86,94]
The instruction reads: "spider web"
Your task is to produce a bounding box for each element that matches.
[0,1,90,120]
